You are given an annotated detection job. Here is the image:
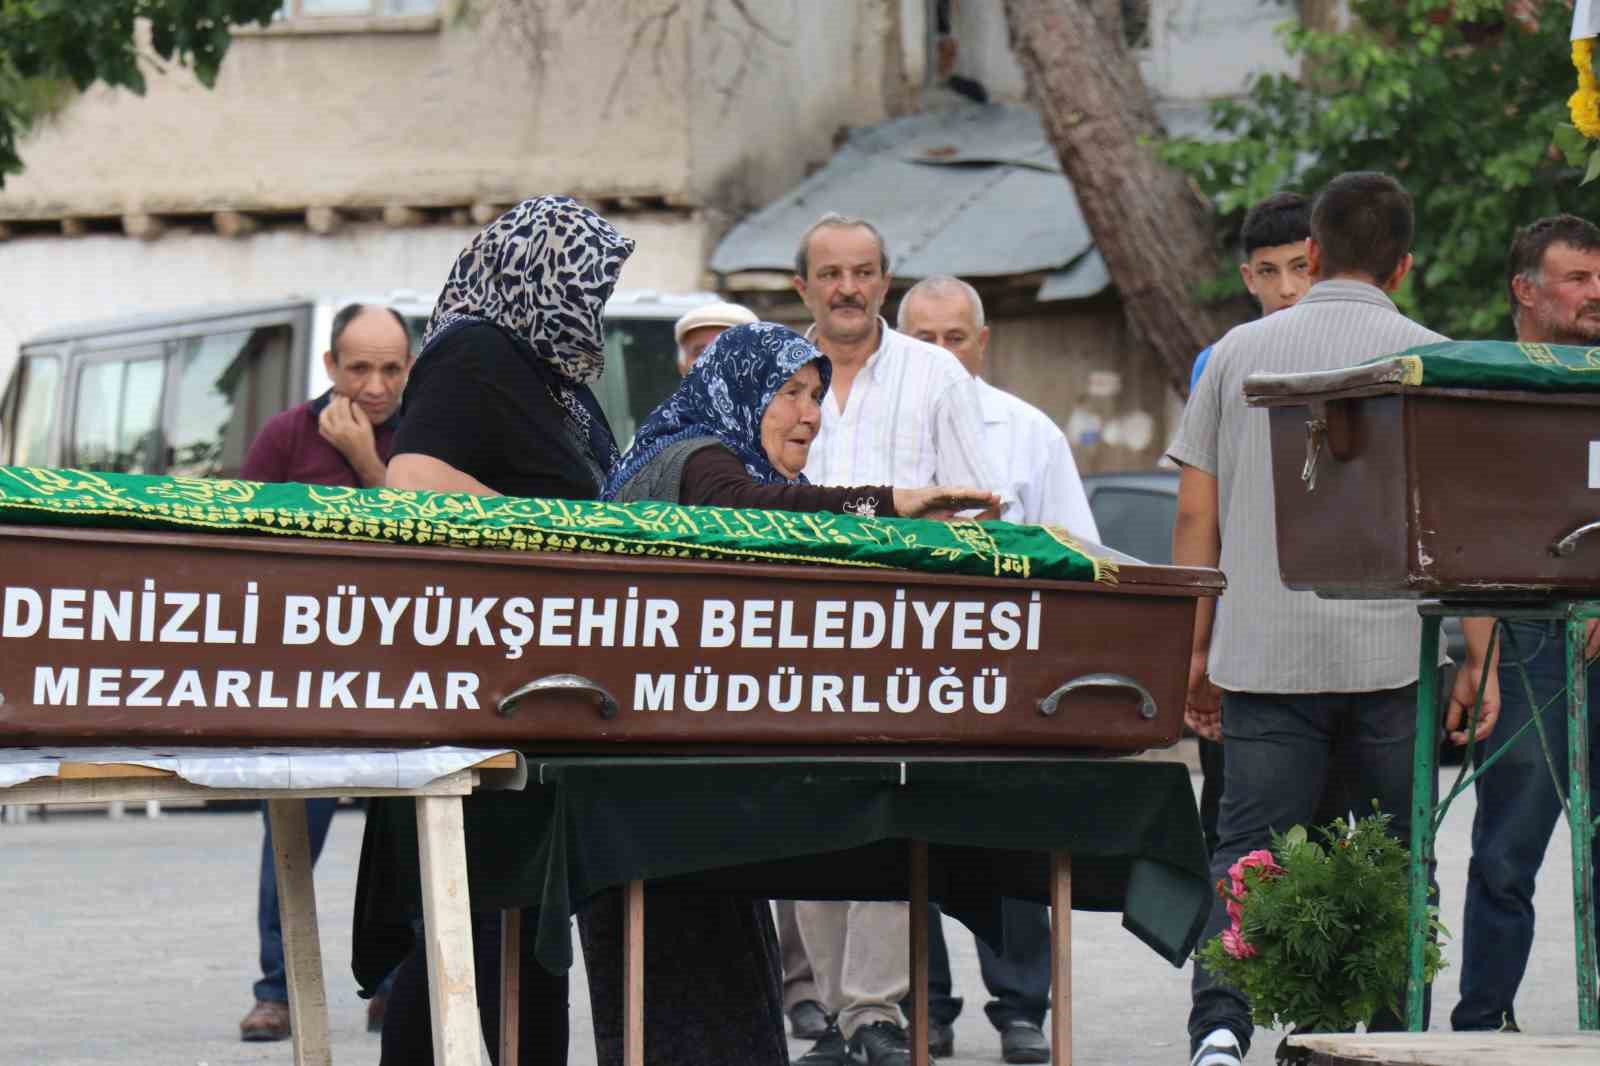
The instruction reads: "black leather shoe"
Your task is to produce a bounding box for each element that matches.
[848,1020,911,1066]
[796,1022,850,1066]
[1000,1020,1049,1064]
[928,1019,954,1058]
[790,998,832,1040]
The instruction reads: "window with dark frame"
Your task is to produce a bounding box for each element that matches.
[276,0,439,18]
[1122,0,1153,51]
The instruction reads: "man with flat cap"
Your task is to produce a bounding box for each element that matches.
[675,300,759,375]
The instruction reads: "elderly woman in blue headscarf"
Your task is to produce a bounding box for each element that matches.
[585,323,993,1066]
[603,322,995,518]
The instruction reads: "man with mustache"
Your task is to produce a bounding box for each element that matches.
[784,213,1001,1066]
[1451,214,1600,1034]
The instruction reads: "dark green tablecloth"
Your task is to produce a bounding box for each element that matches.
[352,757,1209,987]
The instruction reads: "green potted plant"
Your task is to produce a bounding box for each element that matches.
[1195,812,1447,1064]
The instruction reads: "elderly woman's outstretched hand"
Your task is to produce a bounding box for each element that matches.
[892,486,1001,521]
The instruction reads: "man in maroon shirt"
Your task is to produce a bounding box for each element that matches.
[237,303,411,1042]
[240,303,412,487]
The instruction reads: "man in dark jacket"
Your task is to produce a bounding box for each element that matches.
[236,303,411,1041]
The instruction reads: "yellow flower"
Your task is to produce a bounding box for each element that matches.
[1572,39,1600,140]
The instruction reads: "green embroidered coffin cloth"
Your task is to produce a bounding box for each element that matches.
[0,466,1113,584]
[1243,339,1600,400]
[351,757,1212,983]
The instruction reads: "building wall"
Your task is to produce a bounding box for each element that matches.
[684,0,922,219]
[950,0,1301,105]
[983,303,1171,473]
[0,0,910,223]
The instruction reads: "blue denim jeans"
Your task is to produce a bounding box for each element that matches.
[254,798,339,1003]
[1188,683,1433,1058]
[1452,620,1600,1031]
[911,899,1051,1031]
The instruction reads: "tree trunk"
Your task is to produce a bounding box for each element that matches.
[1002,0,1245,394]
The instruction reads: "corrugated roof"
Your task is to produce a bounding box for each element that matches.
[1037,249,1110,303]
[713,103,1111,300]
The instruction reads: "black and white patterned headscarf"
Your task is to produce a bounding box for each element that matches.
[421,196,635,473]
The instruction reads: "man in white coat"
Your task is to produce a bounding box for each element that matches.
[898,275,1098,538]
[894,274,1096,1064]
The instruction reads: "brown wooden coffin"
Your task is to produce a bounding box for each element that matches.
[0,525,1221,753]
[1246,369,1600,599]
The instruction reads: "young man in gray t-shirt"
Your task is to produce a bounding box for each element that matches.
[1169,172,1500,1066]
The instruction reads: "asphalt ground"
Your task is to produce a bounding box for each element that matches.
[0,752,1587,1065]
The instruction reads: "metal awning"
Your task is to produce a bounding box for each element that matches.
[711,103,1102,300]
[712,99,1220,304]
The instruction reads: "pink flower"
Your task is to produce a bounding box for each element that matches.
[1221,927,1257,959]
[1226,898,1244,925]
[1228,849,1284,884]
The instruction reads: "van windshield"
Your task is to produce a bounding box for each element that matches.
[3,354,62,467]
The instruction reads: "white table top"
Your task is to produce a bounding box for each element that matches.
[0,745,525,791]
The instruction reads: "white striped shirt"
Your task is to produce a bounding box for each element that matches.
[977,378,1099,538]
[1167,280,1447,694]
[803,319,1001,497]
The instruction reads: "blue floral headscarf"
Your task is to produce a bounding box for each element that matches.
[601,322,831,500]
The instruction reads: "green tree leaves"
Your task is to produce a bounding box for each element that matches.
[0,1,280,185]
[1161,1,1591,340]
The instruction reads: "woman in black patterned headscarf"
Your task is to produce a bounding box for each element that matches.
[387,194,632,499]
[366,197,630,1066]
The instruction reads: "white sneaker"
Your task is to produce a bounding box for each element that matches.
[1190,1027,1242,1066]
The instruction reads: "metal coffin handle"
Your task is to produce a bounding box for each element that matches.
[1037,673,1158,721]
[1302,417,1327,492]
[498,673,619,720]
[1551,520,1600,558]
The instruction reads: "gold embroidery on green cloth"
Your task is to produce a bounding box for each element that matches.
[1359,340,1600,390]
[1519,342,1559,367]
[1042,526,1120,586]
[0,467,1112,584]
[1506,341,1600,374]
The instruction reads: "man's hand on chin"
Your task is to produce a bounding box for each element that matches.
[318,395,386,486]
[319,395,374,456]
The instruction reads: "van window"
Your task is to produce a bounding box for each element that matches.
[72,354,166,473]
[601,318,681,449]
[168,325,293,477]
[3,354,62,467]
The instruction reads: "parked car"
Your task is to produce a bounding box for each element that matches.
[0,289,718,478]
[1083,469,1469,758]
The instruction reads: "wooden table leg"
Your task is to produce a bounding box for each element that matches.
[500,907,522,1066]
[416,795,481,1066]
[910,840,930,1066]
[1050,851,1072,1066]
[624,879,645,1066]
[267,798,331,1066]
